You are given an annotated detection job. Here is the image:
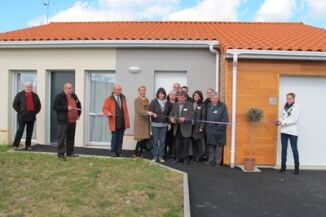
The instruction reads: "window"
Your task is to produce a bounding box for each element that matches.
[87,71,115,145]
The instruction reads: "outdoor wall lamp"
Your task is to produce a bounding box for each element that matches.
[128,66,141,74]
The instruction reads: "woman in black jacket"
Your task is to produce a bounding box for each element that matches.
[192,90,205,162]
[165,90,177,159]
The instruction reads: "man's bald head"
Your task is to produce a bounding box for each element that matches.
[113,83,122,96]
[64,82,74,96]
[24,82,33,93]
[173,83,181,92]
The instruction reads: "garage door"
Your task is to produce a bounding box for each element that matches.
[278,76,326,167]
[154,71,187,95]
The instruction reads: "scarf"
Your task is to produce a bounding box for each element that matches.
[284,102,294,112]
[157,99,167,111]
[139,96,149,107]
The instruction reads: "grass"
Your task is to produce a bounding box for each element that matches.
[0,145,183,217]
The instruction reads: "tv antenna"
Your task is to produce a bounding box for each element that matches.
[43,0,51,24]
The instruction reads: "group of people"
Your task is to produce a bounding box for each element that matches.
[132,82,229,166]
[12,81,300,174]
[12,82,82,161]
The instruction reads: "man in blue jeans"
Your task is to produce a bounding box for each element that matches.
[276,92,300,175]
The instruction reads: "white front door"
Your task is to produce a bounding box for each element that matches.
[278,76,326,167]
[87,71,115,146]
[12,71,37,142]
[154,71,187,96]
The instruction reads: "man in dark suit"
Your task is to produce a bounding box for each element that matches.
[12,82,41,150]
[169,90,194,165]
[181,86,193,102]
[53,83,81,160]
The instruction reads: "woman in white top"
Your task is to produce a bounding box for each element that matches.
[276,92,300,175]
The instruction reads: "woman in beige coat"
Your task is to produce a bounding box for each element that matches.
[133,86,153,157]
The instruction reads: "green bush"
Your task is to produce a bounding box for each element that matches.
[247,107,264,122]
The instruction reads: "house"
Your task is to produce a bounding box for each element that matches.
[0,21,325,168]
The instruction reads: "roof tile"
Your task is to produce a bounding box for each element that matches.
[0,21,325,51]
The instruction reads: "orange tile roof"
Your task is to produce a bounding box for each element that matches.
[0,21,325,52]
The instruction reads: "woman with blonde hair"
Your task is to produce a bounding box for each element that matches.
[133,86,153,157]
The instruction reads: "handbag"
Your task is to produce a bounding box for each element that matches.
[144,136,154,151]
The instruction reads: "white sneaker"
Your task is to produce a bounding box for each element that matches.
[159,158,165,163]
[152,158,157,162]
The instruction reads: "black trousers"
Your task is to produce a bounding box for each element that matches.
[134,139,147,157]
[165,128,176,158]
[175,126,190,161]
[57,123,76,157]
[13,120,35,148]
[192,138,203,160]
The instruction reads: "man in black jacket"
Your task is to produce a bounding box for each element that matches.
[169,91,194,165]
[12,82,41,150]
[53,83,81,160]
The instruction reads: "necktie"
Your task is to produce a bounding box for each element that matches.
[117,96,121,109]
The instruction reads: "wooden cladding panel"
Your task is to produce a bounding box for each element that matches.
[222,59,326,166]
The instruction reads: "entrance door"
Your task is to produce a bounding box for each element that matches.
[278,76,326,167]
[50,71,75,143]
[12,71,37,141]
[87,71,115,146]
[154,71,187,96]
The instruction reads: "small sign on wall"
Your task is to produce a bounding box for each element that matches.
[269,97,277,105]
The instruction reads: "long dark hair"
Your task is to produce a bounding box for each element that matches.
[156,87,167,99]
[192,90,203,104]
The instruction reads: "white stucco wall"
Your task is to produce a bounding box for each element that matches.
[0,48,116,146]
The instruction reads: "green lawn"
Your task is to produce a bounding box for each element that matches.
[0,145,183,217]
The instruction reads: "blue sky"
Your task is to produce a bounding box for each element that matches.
[0,0,325,33]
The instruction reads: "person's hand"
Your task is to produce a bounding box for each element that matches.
[199,128,203,133]
[168,124,172,131]
[179,117,185,123]
[170,117,176,124]
[105,112,112,117]
[153,113,158,118]
[275,120,281,126]
[147,111,153,116]
[68,106,73,111]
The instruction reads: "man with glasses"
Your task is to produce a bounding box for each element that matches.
[53,83,81,160]
[12,82,41,150]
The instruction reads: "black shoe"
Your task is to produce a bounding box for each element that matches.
[175,159,183,163]
[58,156,66,161]
[279,164,286,173]
[294,165,299,175]
[192,157,197,162]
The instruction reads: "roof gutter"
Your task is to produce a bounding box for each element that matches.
[226,49,326,61]
[0,40,219,49]
[227,49,326,168]
[209,44,220,92]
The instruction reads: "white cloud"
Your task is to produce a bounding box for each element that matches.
[304,0,326,18]
[167,0,242,21]
[28,0,180,26]
[28,0,245,26]
[255,0,296,22]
